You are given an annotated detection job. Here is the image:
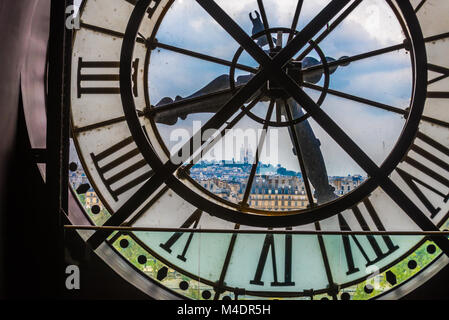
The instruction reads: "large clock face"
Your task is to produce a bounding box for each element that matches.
[70,0,449,299]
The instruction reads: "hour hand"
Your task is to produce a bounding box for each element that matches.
[301,56,350,84]
[149,74,256,125]
[149,55,349,125]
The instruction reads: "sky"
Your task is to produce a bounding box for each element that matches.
[74,0,414,176]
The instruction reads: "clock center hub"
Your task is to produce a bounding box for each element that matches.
[263,59,303,100]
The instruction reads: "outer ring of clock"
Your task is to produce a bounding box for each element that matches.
[119,0,428,228]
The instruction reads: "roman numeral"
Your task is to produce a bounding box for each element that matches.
[77,58,139,98]
[250,231,295,287]
[339,199,399,275]
[91,135,153,201]
[159,210,202,262]
[396,132,449,218]
[77,58,120,98]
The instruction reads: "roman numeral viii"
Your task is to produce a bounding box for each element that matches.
[396,132,449,218]
[339,199,399,275]
[91,135,153,201]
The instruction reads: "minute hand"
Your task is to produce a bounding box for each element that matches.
[281,98,337,204]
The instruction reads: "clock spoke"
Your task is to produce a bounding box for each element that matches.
[195,0,270,66]
[275,100,282,123]
[287,0,304,43]
[139,35,258,74]
[302,82,407,116]
[303,82,449,129]
[196,0,350,68]
[256,0,275,51]
[79,22,258,74]
[73,110,146,134]
[301,42,406,75]
[296,0,363,61]
[277,72,381,180]
[240,99,275,208]
[81,21,131,40]
[425,31,449,43]
[274,0,351,73]
[302,31,449,75]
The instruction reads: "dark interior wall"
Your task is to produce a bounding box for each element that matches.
[0,0,147,299]
[0,0,40,299]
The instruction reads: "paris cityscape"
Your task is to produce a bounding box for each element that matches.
[70,145,366,212]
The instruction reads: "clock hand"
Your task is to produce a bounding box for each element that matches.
[150,55,348,126]
[301,55,350,84]
[280,98,338,205]
[152,86,236,125]
[150,74,260,125]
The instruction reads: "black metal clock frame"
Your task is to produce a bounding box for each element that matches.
[46,0,73,297]
[49,0,449,300]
